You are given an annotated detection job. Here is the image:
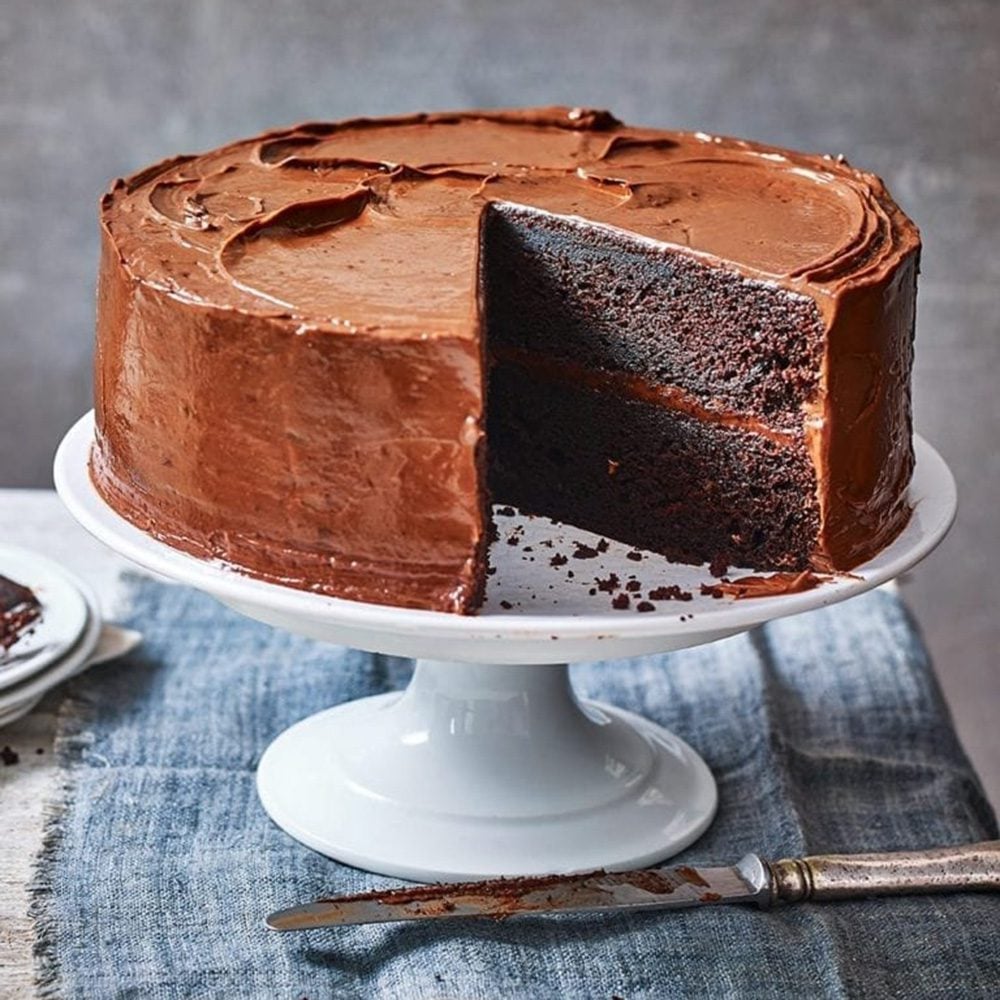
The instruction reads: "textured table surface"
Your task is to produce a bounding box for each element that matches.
[30,572,1000,998]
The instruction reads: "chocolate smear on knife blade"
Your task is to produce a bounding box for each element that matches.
[314,866,716,921]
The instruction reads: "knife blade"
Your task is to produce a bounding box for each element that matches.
[266,855,769,931]
[266,841,1000,931]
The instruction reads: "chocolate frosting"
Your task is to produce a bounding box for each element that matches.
[103,107,915,324]
[701,571,834,600]
[93,107,919,610]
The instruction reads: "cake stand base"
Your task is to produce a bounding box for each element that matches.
[256,658,716,881]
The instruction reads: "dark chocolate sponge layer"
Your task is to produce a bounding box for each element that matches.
[488,362,821,573]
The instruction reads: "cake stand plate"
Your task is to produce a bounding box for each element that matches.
[55,413,955,880]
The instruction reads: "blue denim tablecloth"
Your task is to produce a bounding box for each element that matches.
[30,576,998,999]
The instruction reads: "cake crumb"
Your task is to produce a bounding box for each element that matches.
[1,746,19,766]
[611,593,630,610]
[596,538,610,553]
[595,573,620,593]
[625,580,641,593]
[497,506,516,517]
[709,555,729,578]
[626,550,643,562]
[572,543,600,560]
[636,601,656,613]
[648,585,693,602]
[550,553,568,567]
[499,600,513,610]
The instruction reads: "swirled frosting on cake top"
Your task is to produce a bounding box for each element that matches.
[103,107,916,334]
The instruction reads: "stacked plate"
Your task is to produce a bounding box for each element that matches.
[0,545,105,728]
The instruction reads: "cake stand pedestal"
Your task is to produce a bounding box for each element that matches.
[55,414,955,881]
[256,660,716,880]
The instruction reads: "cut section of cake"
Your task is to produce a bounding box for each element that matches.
[483,203,827,573]
[91,108,920,612]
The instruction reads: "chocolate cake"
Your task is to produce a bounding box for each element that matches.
[91,107,919,612]
[0,574,41,652]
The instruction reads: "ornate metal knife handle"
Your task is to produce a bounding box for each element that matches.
[768,840,1000,903]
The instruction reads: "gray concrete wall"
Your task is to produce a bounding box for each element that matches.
[2,0,998,797]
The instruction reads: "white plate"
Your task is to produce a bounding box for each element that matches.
[0,694,43,729]
[0,623,142,731]
[0,583,101,713]
[0,545,89,689]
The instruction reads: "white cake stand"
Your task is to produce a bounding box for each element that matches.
[54,413,955,881]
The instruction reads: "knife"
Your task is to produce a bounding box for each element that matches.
[266,841,1000,931]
